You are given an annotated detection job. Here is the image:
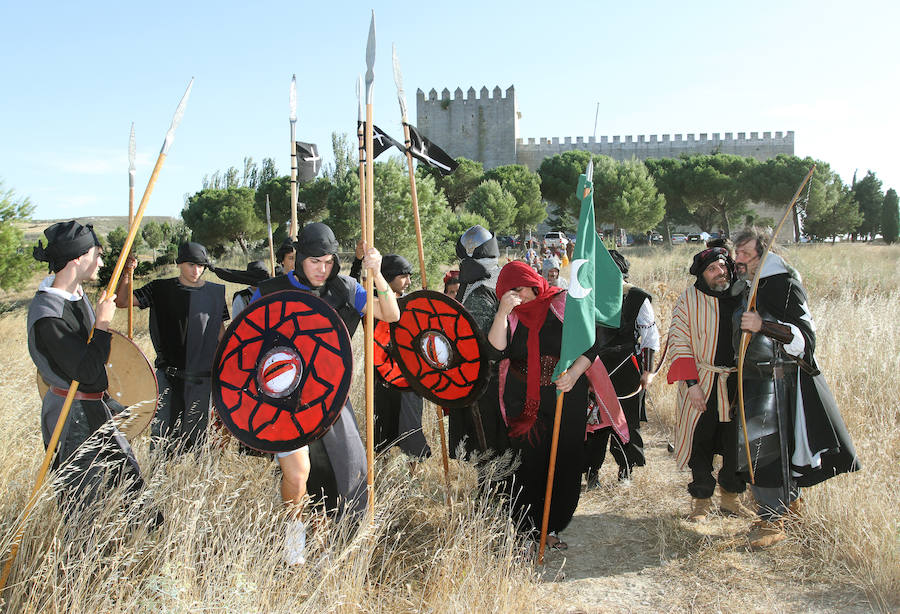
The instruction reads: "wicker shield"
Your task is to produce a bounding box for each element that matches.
[211,289,353,453]
[36,329,158,442]
[390,290,489,408]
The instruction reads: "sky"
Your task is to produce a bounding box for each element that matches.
[2,1,898,221]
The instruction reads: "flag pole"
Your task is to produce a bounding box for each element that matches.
[265,196,276,277]
[364,11,377,518]
[289,75,299,240]
[537,161,595,565]
[392,44,451,506]
[0,79,193,593]
[127,123,136,339]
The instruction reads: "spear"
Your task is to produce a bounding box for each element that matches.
[363,10,377,518]
[392,44,451,506]
[356,75,367,242]
[265,196,276,277]
[127,122,136,338]
[289,74,299,240]
[0,79,193,593]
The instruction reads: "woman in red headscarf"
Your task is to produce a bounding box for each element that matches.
[488,261,603,550]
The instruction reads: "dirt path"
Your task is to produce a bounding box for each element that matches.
[532,428,878,614]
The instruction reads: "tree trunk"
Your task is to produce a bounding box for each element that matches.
[237,237,249,256]
[720,208,731,239]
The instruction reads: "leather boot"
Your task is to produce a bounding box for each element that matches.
[748,519,786,548]
[688,497,711,522]
[718,488,755,518]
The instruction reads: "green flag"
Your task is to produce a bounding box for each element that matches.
[552,171,623,380]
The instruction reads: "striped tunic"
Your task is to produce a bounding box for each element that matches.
[666,286,736,469]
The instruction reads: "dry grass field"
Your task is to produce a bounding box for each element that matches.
[0,242,896,613]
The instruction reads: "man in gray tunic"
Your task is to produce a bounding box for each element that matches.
[28,221,145,523]
[117,242,228,454]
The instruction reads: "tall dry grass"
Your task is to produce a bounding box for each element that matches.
[0,243,897,612]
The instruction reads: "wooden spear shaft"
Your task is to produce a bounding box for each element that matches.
[364,11,376,518]
[537,385,566,565]
[127,123,135,339]
[0,80,192,593]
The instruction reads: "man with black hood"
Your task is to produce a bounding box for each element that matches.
[733,228,858,548]
[28,221,147,523]
[666,247,754,521]
[368,254,431,468]
[449,225,509,484]
[584,250,659,487]
[118,242,228,455]
[252,222,399,564]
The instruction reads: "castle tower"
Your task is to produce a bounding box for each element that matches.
[416,85,518,170]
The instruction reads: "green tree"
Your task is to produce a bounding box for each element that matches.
[645,157,690,245]
[679,154,758,237]
[852,171,884,240]
[801,164,860,241]
[882,188,899,244]
[544,202,577,235]
[484,164,545,237]
[141,220,164,260]
[182,187,265,255]
[0,182,36,291]
[98,226,129,287]
[591,156,665,233]
[464,180,516,235]
[538,150,593,215]
[430,157,484,210]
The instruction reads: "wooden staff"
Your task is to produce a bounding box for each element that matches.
[0,79,193,593]
[537,387,566,564]
[289,74,298,240]
[265,196,276,277]
[363,10,376,518]
[127,123,136,338]
[356,75,367,242]
[392,44,451,505]
[736,164,816,484]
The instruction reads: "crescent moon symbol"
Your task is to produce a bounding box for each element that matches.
[568,259,592,299]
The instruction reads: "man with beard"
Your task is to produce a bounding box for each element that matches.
[118,242,228,455]
[733,228,859,548]
[667,247,754,521]
[449,225,509,487]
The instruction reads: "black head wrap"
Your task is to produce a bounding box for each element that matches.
[608,249,630,280]
[176,242,211,266]
[210,259,270,285]
[294,222,340,286]
[33,220,101,273]
[690,247,736,297]
[381,254,412,282]
[275,237,295,264]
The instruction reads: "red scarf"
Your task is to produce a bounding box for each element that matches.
[496,261,561,438]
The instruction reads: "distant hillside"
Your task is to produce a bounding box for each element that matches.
[19,216,179,242]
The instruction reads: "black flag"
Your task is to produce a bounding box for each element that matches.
[405,124,459,176]
[295,141,322,182]
[359,122,403,161]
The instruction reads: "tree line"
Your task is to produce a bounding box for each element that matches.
[1,140,897,293]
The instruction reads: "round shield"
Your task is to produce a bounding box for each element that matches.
[374,319,409,389]
[390,290,489,408]
[212,289,353,453]
[36,329,158,442]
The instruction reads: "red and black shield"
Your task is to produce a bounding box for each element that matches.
[374,319,409,388]
[212,290,353,453]
[390,290,489,408]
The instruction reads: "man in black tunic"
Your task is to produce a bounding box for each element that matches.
[28,221,146,523]
[117,242,228,454]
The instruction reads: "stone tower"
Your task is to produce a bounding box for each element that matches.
[416,85,518,171]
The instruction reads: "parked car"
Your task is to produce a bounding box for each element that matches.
[650,232,663,244]
[497,235,521,248]
[671,233,687,245]
[542,231,569,251]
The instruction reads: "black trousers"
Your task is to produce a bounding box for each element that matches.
[687,395,746,498]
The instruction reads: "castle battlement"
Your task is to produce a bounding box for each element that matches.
[416,85,794,172]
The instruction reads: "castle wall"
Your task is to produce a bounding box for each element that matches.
[515,131,795,171]
[416,85,517,171]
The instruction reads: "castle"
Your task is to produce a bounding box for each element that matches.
[416,85,794,171]
[416,85,797,238]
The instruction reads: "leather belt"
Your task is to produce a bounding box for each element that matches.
[50,386,106,401]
